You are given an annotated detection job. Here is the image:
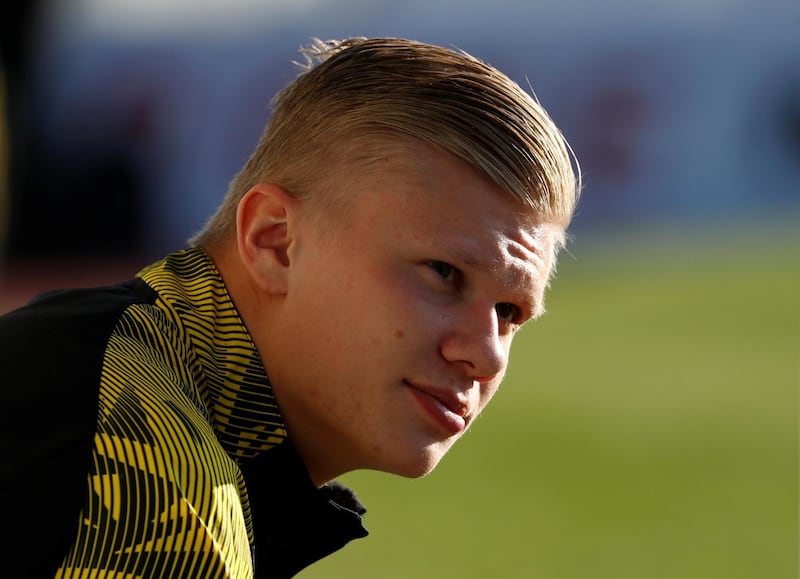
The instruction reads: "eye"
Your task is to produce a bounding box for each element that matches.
[495,302,521,324]
[428,261,458,283]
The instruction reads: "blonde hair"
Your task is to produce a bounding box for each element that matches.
[191,37,580,249]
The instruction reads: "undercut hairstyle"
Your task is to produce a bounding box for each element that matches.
[190,37,581,250]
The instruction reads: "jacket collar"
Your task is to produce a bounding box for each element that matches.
[138,247,369,575]
[137,247,287,458]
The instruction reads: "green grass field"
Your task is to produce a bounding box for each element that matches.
[299,221,799,578]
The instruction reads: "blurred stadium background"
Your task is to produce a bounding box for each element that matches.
[1,1,797,577]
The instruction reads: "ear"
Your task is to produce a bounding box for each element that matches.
[236,183,298,295]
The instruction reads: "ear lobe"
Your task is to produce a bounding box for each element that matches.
[236,183,297,294]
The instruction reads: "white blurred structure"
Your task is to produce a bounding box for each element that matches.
[22,0,800,253]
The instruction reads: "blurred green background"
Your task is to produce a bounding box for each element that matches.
[2,2,798,578]
[300,220,798,579]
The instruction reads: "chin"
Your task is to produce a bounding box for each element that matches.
[388,463,437,479]
[375,445,449,479]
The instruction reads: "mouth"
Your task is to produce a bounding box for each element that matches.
[404,380,469,436]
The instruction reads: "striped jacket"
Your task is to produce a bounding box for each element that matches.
[0,248,367,578]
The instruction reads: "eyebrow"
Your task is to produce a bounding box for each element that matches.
[449,244,548,318]
[454,237,548,276]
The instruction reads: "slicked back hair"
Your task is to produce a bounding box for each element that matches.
[191,37,580,250]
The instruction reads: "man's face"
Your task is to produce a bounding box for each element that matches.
[268,138,559,483]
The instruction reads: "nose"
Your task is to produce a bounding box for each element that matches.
[440,302,509,382]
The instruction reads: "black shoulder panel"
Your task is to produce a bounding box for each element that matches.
[0,278,156,575]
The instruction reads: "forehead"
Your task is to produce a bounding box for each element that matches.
[321,134,528,215]
[318,136,560,305]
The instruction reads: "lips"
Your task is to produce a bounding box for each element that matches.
[404,380,470,435]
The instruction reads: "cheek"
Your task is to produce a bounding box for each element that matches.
[317,258,444,362]
[322,277,419,360]
[371,268,438,331]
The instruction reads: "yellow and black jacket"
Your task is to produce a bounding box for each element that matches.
[0,248,367,578]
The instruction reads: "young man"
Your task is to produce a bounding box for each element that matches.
[0,37,580,577]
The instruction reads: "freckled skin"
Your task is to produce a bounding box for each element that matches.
[252,138,559,485]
